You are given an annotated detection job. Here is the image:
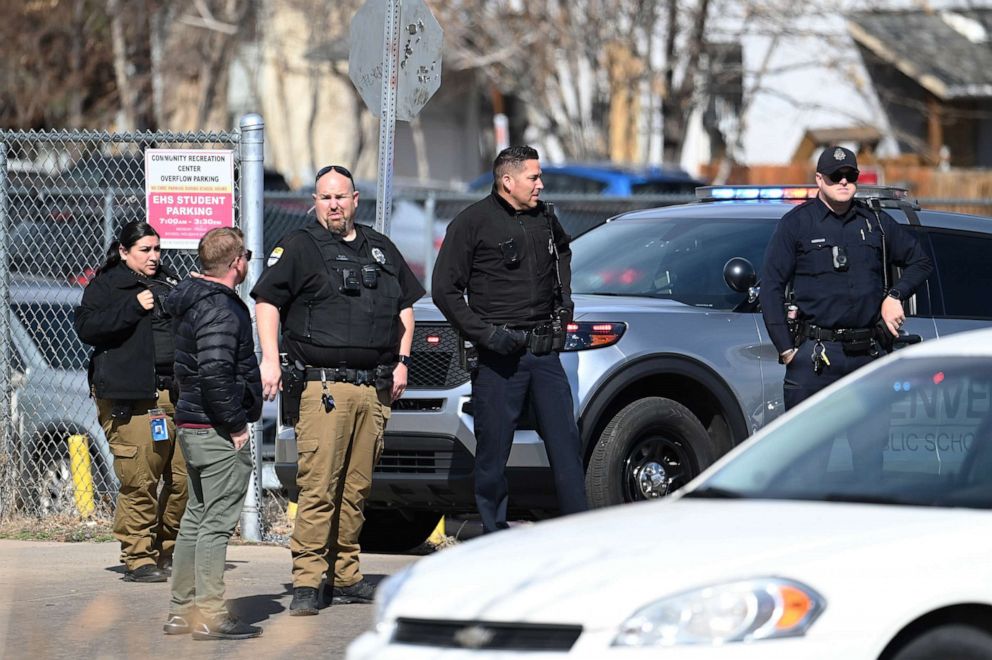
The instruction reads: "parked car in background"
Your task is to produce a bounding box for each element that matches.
[349,327,992,659]
[9,277,116,514]
[275,185,992,550]
[468,163,703,196]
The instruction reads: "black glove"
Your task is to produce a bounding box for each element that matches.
[481,326,526,355]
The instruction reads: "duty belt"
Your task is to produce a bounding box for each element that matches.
[801,324,875,343]
[304,366,388,386]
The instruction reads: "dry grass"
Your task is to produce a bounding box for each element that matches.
[0,513,115,543]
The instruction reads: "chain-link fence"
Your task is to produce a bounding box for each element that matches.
[0,128,257,526]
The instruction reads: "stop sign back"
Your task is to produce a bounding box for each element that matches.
[349,0,443,121]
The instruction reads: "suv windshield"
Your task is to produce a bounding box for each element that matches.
[570,216,774,309]
[692,357,992,509]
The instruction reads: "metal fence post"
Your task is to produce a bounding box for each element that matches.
[0,136,12,520]
[424,192,436,293]
[239,113,265,542]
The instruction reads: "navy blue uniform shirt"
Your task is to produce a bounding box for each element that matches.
[760,197,932,354]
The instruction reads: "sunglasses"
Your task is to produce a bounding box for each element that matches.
[827,169,859,184]
[229,249,252,268]
[315,164,355,188]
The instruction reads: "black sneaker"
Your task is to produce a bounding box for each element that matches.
[163,614,192,635]
[332,579,376,604]
[123,564,168,583]
[289,587,319,616]
[158,557,173,575]
[191,613,261,641]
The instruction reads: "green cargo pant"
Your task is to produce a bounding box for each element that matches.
[290,381,389,589]
[98,391,188,571]
[169,426,253,619]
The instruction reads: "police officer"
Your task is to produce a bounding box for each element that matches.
[761,145,933,411]
[432,145,588,534]
[252,164,424,616]
[74,220,187,583]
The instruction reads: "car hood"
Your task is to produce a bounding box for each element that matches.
[410,293,696,323]
[386,499,992,631]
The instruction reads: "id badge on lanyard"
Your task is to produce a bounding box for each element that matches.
[149,408,169,441]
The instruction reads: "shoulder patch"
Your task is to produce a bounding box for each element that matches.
[371,247,386,265]
[267,247,284,267]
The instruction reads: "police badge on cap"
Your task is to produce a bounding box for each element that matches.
[371,247,386,265]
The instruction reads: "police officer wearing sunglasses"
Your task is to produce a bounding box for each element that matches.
[760,146,932,411]
[433,145,588,534]
[251,165,424,615]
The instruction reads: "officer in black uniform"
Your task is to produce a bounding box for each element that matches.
[761,146,932,411]
[251,164,424,615]
[433,145,588,534]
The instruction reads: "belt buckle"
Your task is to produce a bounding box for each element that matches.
[834,329,847,340]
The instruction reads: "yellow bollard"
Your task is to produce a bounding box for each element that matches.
[286,501,298,520]
[67,435,95,518]
[427,516,446,545]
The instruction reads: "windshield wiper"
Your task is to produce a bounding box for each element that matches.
[819,493,913,506]
[683,486,746,499]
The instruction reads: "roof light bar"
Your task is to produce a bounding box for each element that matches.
[695,185,912,204]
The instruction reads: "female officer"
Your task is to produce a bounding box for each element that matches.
[75,221,188,583]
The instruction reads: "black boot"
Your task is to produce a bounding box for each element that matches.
[289,587,319,616]
[123,564,168,583]
[332,578,376,604]
[191,613,261,641]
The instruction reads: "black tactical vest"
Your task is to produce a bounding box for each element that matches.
[284,225,402,351]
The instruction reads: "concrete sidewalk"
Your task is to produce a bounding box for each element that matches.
[0,540,418,659]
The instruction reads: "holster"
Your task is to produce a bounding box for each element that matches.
[872,319,896,353]
[110,401,133,424]
[528,324,555,356]
[375,364,395,393]
[458,336,479,372]
[280,357,306,426]
[551,306,570,352]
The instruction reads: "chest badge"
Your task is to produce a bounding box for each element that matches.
[548,237,554,255]
[371,247,386,265]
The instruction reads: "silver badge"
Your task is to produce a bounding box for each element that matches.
[548,237,554,254]
[371,247,386,265]
[833,148,846,161]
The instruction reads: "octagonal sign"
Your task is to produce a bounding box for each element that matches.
[349,0,443,121]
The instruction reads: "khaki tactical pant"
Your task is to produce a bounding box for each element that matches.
[98,391,188,571]
[290,381,389,589]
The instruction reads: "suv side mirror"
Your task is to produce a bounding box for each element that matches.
[723,257,757,293]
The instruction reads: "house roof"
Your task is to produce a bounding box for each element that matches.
[848,9,992,100]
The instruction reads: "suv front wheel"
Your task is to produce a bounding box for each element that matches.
[586,397,716,507]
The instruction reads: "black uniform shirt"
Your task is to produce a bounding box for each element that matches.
[432,191,572,343]
[251,222,425,367]
[760,197,933,353]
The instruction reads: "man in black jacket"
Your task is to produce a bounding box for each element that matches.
[432,146,588,533]
[162,227,263,641]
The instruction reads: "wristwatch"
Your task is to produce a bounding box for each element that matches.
[887,289,902,300]
[397,354,412,367]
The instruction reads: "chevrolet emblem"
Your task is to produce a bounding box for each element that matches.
[453,625,495,649]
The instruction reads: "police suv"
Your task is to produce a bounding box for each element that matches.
[275,186,992,549]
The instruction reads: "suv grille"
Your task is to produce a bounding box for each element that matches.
[409,323,470,389]
[393,618,582,651]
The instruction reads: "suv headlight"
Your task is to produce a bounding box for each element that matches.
[563,321,626,351]
[612,578,824,647]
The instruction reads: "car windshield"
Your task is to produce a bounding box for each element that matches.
[570,216,774,309]
[12,302,90,371]
[691,357,992,509]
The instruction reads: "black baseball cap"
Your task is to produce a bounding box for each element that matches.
[816,146,859,176]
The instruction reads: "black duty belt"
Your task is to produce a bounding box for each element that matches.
[801,324,875,343]
[304,366,387,386]
[157,375,175,392]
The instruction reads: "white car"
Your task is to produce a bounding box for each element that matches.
[348,328,992,660]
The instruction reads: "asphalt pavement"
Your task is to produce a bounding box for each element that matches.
[0,540,420,659]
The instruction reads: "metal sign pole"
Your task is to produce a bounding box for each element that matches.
[374,0,401,237]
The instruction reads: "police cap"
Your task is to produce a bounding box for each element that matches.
[816,146,859,176]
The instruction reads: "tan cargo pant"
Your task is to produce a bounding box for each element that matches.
[97,391,188,571]
[290,380,389,589]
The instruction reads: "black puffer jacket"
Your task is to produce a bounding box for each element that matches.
[165,278,262,433]
[74,262,179,400]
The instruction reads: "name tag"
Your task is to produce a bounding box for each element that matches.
[149,408,169,442]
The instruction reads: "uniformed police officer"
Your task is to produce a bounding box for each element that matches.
[761,146,933,411]
[252,165,424,616]
[432,145,588,534]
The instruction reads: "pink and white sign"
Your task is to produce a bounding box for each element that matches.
[145,149,235,249]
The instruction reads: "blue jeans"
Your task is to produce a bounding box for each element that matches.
[169,427,253,619]
[471,348,588,533]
